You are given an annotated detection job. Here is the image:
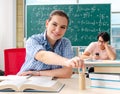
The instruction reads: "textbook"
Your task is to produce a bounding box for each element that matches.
[89,73,120,81]
[94,66,120,73]
[90,79,120,90]
[0,76,65,92]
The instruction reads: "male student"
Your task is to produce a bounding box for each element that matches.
[81,32,116,77]
[18,10,84,78]
[81,32,116,60]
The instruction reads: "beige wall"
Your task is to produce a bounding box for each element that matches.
[16,0,24,47]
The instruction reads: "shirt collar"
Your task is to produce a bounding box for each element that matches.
[43,30,47,41]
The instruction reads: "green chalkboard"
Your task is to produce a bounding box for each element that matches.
[26,4,111,46]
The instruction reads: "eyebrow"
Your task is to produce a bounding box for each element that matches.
[53,21,67,27]
[98,40,104,42]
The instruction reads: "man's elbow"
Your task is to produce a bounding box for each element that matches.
[110,55,116,60]
[63,70,73,78]
[64,73,72,78]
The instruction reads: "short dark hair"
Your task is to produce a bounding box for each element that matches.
[97,32,110,42]
[48,10,69,25]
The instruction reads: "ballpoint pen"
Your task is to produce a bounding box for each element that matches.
[26,69,35,79]
[26,74,33,79]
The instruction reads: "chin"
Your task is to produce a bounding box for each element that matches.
[53,36,61,40]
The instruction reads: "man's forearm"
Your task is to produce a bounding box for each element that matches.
[39,67,72,78]
[35,50,68,66]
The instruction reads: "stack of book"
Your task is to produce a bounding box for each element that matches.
[89,65,120,90]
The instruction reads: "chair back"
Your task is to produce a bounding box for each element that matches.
[4,48,26,75]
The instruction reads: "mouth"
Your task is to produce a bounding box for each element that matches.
[53,32,60,37]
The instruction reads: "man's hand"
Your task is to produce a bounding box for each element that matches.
[65,56,85,68]
[104,41,109,48]
[18,71,40,76]
[92,53,100,60]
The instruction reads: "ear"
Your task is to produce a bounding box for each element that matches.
[45,20,49,28]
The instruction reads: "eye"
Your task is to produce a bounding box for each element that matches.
[61,26,66,29]
[98,40,104,43]
[52,23,57,26]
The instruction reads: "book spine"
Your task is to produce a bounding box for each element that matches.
[91,86,120,90]
[89,73,120,81]
[90,79,120,90]
[94,66,120,73]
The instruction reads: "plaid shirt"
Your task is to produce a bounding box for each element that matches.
[18,31,74,73]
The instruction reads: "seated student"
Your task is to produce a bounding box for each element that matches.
[17,10,84,78]
[81,32,116,77]
[81,32,116,60]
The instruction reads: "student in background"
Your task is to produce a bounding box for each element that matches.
[18,10,84,78]
[81,32,116,60]
[81,32,116,77]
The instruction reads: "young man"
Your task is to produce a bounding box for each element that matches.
[18,10,84,78]
[81,32,116,77]
[81,32,116,60]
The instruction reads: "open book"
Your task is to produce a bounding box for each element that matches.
[0,76,65,92]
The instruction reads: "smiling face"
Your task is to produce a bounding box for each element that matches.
[46,15,68,45]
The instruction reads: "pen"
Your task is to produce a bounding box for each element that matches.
[26,69,35,79]
[26,74,32,79]
[52,77,58,80]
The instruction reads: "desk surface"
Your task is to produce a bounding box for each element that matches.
[0,74,120,94]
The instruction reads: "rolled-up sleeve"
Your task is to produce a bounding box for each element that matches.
[26,36,46,60]
[61,38,74,59]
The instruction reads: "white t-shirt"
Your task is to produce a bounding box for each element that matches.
[84,42,116,60]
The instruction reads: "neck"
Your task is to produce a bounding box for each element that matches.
[47,38,56,48]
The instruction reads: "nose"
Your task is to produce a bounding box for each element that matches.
[55,27,61,33]
[98,41,101,45]
[99,42,102,45]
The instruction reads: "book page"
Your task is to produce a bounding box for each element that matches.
[0,75,29,81]
[0,79,27,91]
[23,79,57,87]
[0,76,7,82]
[23,76,56,87]
[28,76,52,81]
[20,76,64,92]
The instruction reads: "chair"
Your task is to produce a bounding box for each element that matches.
[4,48,26,75]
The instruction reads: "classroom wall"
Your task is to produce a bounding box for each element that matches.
[0,0,16,70]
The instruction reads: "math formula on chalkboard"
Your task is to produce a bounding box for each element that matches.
[26,4,111,46]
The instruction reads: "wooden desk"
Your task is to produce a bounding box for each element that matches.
[0,74,120,94]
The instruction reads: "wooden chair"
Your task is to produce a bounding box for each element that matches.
[4,48,26,75]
